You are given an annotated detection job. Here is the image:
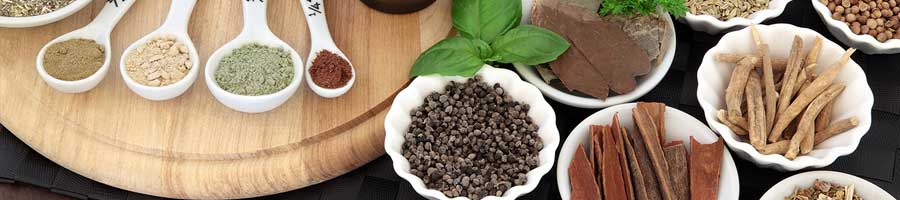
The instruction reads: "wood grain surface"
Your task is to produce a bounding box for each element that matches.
[0,0,451,198]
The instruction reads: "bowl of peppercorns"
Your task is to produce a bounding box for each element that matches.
[384,65,560,200]
[813,0,900,54]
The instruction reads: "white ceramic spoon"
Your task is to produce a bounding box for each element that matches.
[120,0,200,101]
[300,0,355,98]
[204,0,304,113]
[35,0,136,93]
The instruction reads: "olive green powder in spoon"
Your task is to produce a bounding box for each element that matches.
[1,0,75,17]
[215,43,294,96]
[42,39,105,81]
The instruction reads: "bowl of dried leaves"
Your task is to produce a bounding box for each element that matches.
[697,24,874,171]
[682,0,792,34]
[515,0,679,109]
[0,0,92,28]
[761,171,894,200]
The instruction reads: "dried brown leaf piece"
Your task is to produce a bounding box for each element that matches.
[533,2,651,100]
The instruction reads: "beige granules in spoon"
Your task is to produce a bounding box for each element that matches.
[124,37,192,87]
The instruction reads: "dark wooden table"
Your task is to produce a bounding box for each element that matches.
[1,0,899,199]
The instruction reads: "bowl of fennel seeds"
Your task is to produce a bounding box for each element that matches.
[0,0,92,28]
[681,0,793,34]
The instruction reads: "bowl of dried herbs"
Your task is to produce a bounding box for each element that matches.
[0,0,92,28]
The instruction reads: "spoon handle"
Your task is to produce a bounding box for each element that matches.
[85,0,136,36]
[161,0,198,33]
[241,0,272,36]
[300,0,336,47]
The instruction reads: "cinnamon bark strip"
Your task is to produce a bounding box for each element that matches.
[612,115,635,200]
[638,102,667,144]
[602,125,629,200]
[689,137,724,200]
[758,44,778,132]
[814,117,859,145]
[590,125,600,174]
[623,128,650,200]
[746,73,767,150]
[634,106,676,200]
[591,125,604,197]
[776,36,805,119]
[815,101,835,132]
[664,143,690,200]
[786,84,845,159]
[760,140,791,155]
[717,110,748,135]
[627,119,663,200]
[770,48,855,143]
[570,144,602,200]
[726,57,759,124]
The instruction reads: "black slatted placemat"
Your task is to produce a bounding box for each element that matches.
[1,0,899,199]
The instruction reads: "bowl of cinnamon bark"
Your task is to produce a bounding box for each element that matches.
[697,24,874,171]
[557,102,740,200]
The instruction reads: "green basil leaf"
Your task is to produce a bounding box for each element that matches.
[472,39,494,60]
[409,37,485,77]
[491,25,570,65]
[452,0,522,43]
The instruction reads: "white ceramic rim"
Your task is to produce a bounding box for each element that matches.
[384,65,560,200]
[555,103,740,200]
[696,23,874,171]
[681,0,792,34]
[810,0,900,54]
[0,0,92,28]
[760,171,895,200]
[513,13,676,109]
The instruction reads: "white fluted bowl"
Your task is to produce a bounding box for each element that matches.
[681,0,792,34]
[0,0,91,28]
[811,0,900,54]
[697,24,874,171]
[556,103,740,200]
[518,1,677,109]
[761,171,894,200]
[385,65,560,200]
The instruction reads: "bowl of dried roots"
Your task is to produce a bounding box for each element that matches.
[697,24,874,171]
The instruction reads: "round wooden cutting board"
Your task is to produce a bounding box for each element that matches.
[0,0,451,198]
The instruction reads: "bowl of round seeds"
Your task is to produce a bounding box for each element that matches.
[681,0,792,34]
[812,0,900,54]
[385,65,560,200]
[0,0,92,28]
